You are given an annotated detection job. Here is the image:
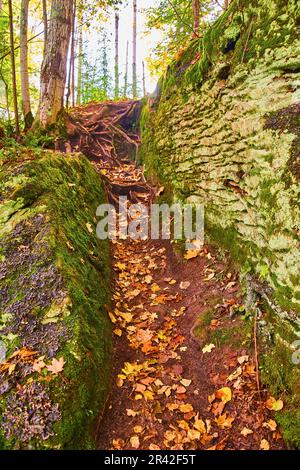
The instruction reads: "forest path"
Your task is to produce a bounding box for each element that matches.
[67,101,285,451]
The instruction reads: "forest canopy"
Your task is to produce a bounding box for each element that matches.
[0,0,226,136]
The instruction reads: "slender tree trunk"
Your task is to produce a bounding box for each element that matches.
[224,0,230,9]
[66,0,76,108]
[71,3,76,107]
[192,0,200,37]
[132,0,137,99]
[124,40,129,97]
[20,0,33,129]
[0,69,11,124]
[114,12,119,99]
[142,61,146,97]
[38,0,73,127]
[76,1,83,105]
[8,0,20,136]
[42,0,48,48]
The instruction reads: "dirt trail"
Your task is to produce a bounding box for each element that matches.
[67,102,285,451]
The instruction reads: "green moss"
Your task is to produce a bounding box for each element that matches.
[0,149,112,449]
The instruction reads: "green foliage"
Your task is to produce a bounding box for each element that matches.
[144,0,220,78]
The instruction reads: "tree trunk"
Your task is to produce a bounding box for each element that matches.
[0,69,11,124]
[142,61,146,97]
[192,0,200,37]
[8,0,20,136]
[76,1,83,106]
[114,12,119,100]
[132,0,137,99]
[124,40,129,97]
[20,0,33,129]
[224,0,230,9]
[42,0,48,48]
[66,0,76,108]
[38,0,73,127]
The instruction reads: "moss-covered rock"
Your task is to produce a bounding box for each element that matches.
[140,0,300,448]
[0,148,111,449]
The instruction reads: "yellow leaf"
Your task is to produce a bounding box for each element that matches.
[151,283,160,293]
[215,387,232,404]
[108,312,117,324]
[86,223,93,233]
[202,343,215,354]
[143,390,154,401]
[126,409,139,417]
[116,376,124,387]
[265,397,284,411]
[187,429,201,441]
[262,419,277,431]
[130,435,140,449]
[179,403,194,413]
[134,426,143,434]
[194,419,206,434]
[184,250,200,260]
[8,363,16,375]
[112,438,124,450]
[115,262,126,271]
[114,329,122,337]
[260,439,270,450]
[215,413,235,429]
[240,427,253,437]
[180,378,192,387]
[144,275,153,284]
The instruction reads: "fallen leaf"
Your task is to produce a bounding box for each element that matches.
[241,427,253,437]
[194,419,206,433]
[265,397,284,411]
[179,281,190,290]
[204,272,215,281]
[215,413,235,429]
[86,223,93,233]
[262,419,277,431]
[180,378,192,387]
[32,359,46,373]
[112,438,124,449]
[215,387,232,404]
[126,409,139,417]
[179,403,194,413]
[130,436,140,449]
[202,343,215,354]
[237,355,249,364]
[260,439,270,450]
[113,329,122,337]
[47,357,65,375]
[184,250,200,260]
[187,429,201,441]
[134,426,143,434]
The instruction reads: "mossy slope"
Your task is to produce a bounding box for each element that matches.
[0,148,111,449]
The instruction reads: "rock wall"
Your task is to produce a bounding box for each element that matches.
[140,0,300,447]
[0,149,111,449]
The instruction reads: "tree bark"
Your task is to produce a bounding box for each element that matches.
[20,0,33,129]
[76,1,83,106]
[124,40,129,97]
[192,0,200,37]
[132,0,137,99]
[8,0,20,136]
[224,0,230,9]
[114,12,119,99]
[42,0,48,48]
[38,0,73,127]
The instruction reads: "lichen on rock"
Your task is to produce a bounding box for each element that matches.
[139,0,300,448]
